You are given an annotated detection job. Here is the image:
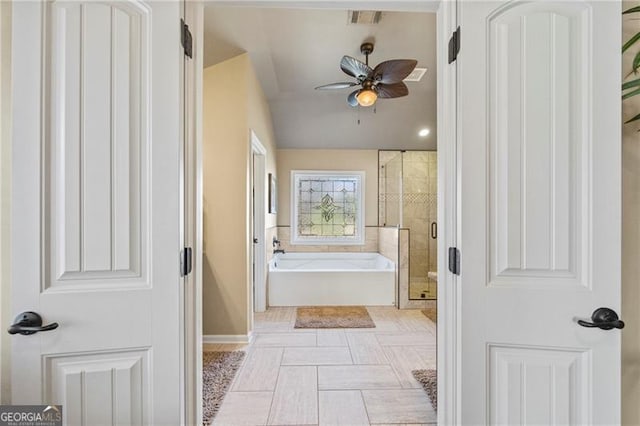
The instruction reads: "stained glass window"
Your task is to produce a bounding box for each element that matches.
[291,171,365,245]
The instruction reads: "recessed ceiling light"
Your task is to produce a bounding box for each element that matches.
[418,128,430,137]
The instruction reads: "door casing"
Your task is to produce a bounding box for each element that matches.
[251,131,268,313]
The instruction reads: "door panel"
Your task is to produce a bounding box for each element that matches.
[45,349,149,425]
[489,345,589,424]
[459,1,621,423]
[47,1,148,288]
[488,2,591,288]
[11,1,182,424]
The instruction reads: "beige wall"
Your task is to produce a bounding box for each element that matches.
[276,149,379,227]
[622,4,640,424]
[202,53,277,336]
[0,1,11,404]
[247,59,278,231]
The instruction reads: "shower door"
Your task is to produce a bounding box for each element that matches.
[379,150,438,301]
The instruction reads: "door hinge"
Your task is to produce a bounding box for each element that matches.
[181,18,193,59]
[448,26,460,64]
[448,247,460,275]
[181,247,193,277]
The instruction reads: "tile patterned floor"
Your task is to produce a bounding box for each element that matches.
[205,307,437,426]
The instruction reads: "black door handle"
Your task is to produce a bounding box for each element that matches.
[431,222,437,239]
[7,312,59,335]
[578,307,624,330]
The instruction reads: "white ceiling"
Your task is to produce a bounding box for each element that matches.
[203,6,437,150]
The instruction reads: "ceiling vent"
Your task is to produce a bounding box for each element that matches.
[348,10,383,25]
[404,67,428,82]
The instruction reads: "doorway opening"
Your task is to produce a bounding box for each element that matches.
[190,1,457,425]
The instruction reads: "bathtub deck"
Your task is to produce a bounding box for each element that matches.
[205,306,437,426]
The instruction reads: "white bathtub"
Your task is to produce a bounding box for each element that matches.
[268,252,396,306]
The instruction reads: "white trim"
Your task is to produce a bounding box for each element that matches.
[203,1,440,13]
[437,0,459,424]
[251,130,267,155]
[184,3,204,426]
[251,131,267,313]
[203,333,254,344]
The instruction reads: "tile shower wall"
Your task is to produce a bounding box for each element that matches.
[403,152,437,299]
[379,151,403,227]
[378,227,399,307]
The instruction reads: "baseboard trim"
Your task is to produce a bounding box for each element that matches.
[203,332,253,344]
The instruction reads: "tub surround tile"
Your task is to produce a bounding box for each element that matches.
[282,347,353,366]
[275,226,379,253]
[266,226,279,263]
[319,391,370,426]
[268,366,318,425]
[318,365,402,390]
[362,389,436,424]
[378,227,400,308]
[331,245,368,252]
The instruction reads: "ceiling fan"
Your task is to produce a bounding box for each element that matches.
[315,42,418,108]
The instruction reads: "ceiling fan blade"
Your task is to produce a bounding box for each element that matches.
[376,82,409,99]
[340,56,373,80]
[372,59,418,84]
[347,89,360,107]
[315,82,358,90]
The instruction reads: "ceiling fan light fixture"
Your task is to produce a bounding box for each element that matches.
[356,88,378,107]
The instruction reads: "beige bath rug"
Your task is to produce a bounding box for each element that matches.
[412,369,437,410]
[294,306,376,328]
[421,308,437,324]
[202,351,245,425]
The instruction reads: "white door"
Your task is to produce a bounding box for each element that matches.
[459,1,621,423]
[11,1,184,424]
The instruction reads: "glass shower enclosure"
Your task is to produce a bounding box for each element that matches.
[379,150,437,300]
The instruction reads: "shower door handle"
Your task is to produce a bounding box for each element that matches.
[431,222,437,239]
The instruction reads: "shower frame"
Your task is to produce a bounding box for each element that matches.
[378,149,438,302]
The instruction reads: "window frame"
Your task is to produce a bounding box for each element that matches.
[290,170,366,245]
